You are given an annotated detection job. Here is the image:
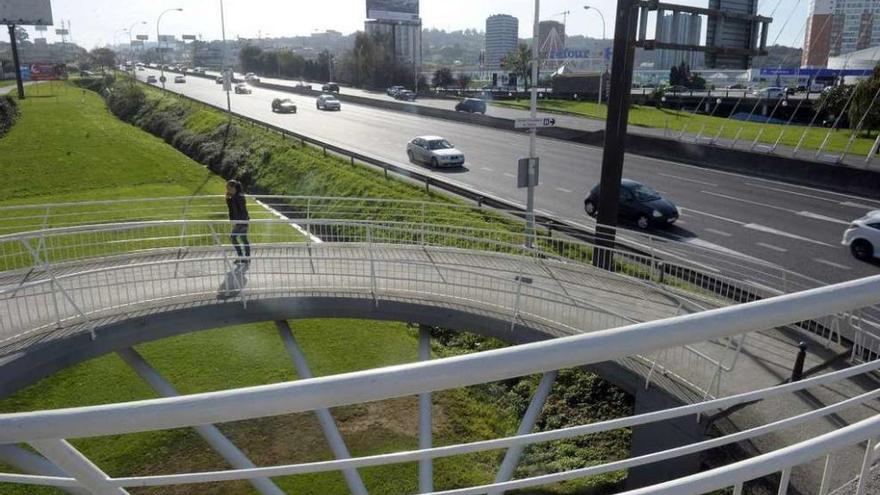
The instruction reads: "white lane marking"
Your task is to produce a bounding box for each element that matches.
[703,191,850,225]
[705,228,732,237]
[757,242,788,253]
[813,258,852,270]
[744,183,840,203]
[670,236,775,266]
[503,173,516,178]
[739,178,880,204]
[481,167,495,172]
[657,173,718,187]
[796,211,850,225]
[680,207,745,225]
[841,201,880,210]
[746,280,785,296]
[743,223,833,247]
[555,187,573,193]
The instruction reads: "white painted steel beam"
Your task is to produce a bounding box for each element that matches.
[115,348,285,495]
[0,444,90,495]
[275,321,368,495]
[29,439,127,495]
[489,371,557,495]
[418,325,433,493]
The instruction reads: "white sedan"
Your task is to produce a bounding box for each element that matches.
[407,136,465,168]
[842,210,880,261]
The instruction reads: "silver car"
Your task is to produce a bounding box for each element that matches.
[407,136,465,168]
[316,94,341,111]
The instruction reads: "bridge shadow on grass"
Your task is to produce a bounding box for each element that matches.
[217,264,250,300]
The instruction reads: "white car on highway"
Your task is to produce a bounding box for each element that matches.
[843,211,880,261]
[407,136,465,168]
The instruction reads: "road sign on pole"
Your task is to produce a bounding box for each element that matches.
[517,158,539,188]
[514,117,556,129]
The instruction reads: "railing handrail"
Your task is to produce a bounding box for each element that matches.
[1,274,877,443]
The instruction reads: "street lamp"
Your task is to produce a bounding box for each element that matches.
[157,8,183,89]
[583,5,607,105]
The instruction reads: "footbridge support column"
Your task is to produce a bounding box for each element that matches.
[275,320,369,495]
[418,324,433,493]
[116,348,285,495]
[489,370,558,494]
[0,444,91,495]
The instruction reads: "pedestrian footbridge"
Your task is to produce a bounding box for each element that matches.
[1,196,879,495]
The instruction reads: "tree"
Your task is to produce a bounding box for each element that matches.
[89,48,117,73]
[456,73,472,91]
[818,84,854,128]
[432,67,454,89]
[848,64,880,137]
[13,27,28,43]
[239,44,263,73]
[501,43,532,89]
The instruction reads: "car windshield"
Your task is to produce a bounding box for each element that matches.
[631,184,661,202]
[427,140,454,150]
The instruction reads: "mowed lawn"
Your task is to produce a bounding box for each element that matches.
[496,98,878,156]
[0,83,616,494]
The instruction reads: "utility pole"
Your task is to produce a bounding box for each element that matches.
[220,0,231,118]
[525,0,541,249]
[7,25,25,100]
[592,0,639,270]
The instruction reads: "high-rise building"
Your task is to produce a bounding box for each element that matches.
[485,14,519,69]
[706,0,759,69]
[802,0,880,68]
[655,12,703,69]
[538,20,565,58]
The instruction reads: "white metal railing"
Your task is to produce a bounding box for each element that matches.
[1,276,880,494]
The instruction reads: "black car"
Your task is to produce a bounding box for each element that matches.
[271,98,297,114]
[583,179,679,229]
[322,82,340,93]
[455,98,487,114]
[234,84,252,94]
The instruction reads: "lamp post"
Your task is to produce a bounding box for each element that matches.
[583,5,607,105]
[157,8,183,89]
[127,21,147,79]
[220,0,232,117]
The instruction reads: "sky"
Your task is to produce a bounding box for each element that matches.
[18,0,808,51]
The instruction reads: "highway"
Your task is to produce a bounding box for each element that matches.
[138,68,879,287]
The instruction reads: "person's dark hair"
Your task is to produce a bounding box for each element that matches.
[226,179,243,195]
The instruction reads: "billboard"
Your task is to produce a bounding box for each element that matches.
[0,0,53,25]
[28,63,65,81]
[136,34,149,41]
[366,0,419,22]
[181,34,197,41]
[158,35,176,42]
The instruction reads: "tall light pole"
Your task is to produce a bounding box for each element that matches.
[219,0,231,117]
[127,21,147,79]
[584,5,607,105]
[525,0,541,248]
[157,7,183,89]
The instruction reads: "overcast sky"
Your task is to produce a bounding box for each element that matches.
[20,0,808,50]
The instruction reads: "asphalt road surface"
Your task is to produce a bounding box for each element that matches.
[139,69,879,289]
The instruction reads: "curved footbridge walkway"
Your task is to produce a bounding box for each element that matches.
[1,197,880,494]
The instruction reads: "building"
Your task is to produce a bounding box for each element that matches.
[706,0,759,69]
[827,44,880,70]
[485,14,519,69]
[538,20,565,58]
[654,12,703,69]
[365,20,422,68]
[802,0,880,68]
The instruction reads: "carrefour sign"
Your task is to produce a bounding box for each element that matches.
[548,48,612,61]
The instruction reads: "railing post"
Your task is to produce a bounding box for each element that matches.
[368,224,377,306]
[306,198,312,244]
[855,436,877,495]
[817,454,833,495]
[777,467,791,495]
[418,325,433,493]
[0,445,90,495]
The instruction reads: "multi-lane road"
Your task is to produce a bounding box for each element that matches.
[137,68,879,287]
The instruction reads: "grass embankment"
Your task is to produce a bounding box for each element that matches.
[496,98,877,156]
[0,78,633,494]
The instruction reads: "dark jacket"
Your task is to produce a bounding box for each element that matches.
[226,193,250,221]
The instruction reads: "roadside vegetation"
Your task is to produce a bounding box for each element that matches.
[496,95,878,157]
[0,77,633,494]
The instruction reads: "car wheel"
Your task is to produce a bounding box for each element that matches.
[431,157,439,168]
[851,239,874,261]
[637,215,650,230]
[584,201,597,217]
[317,104,321,110]
[407,150,415,162]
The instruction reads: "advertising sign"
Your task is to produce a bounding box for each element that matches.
[55,29,68,35]
[136,34,149,41]
[158,35,176,42]
[0,0,53,25]
[366,0,419,21]
[181,34,197,41]
[130,40,144,47]
[29,63,64,81]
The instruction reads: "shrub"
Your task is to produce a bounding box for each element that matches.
[0,94,20,137]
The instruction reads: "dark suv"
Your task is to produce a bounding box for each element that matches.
[455,98,487,114]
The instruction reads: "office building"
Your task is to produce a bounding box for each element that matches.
[485,14,519,69]
[365,20,422,68]
[538,20,565,58]
[803,0,879,67]
[706,0,759,69]
[655,12,704,69]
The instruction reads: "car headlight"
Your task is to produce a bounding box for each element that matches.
[652,210,663,218]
